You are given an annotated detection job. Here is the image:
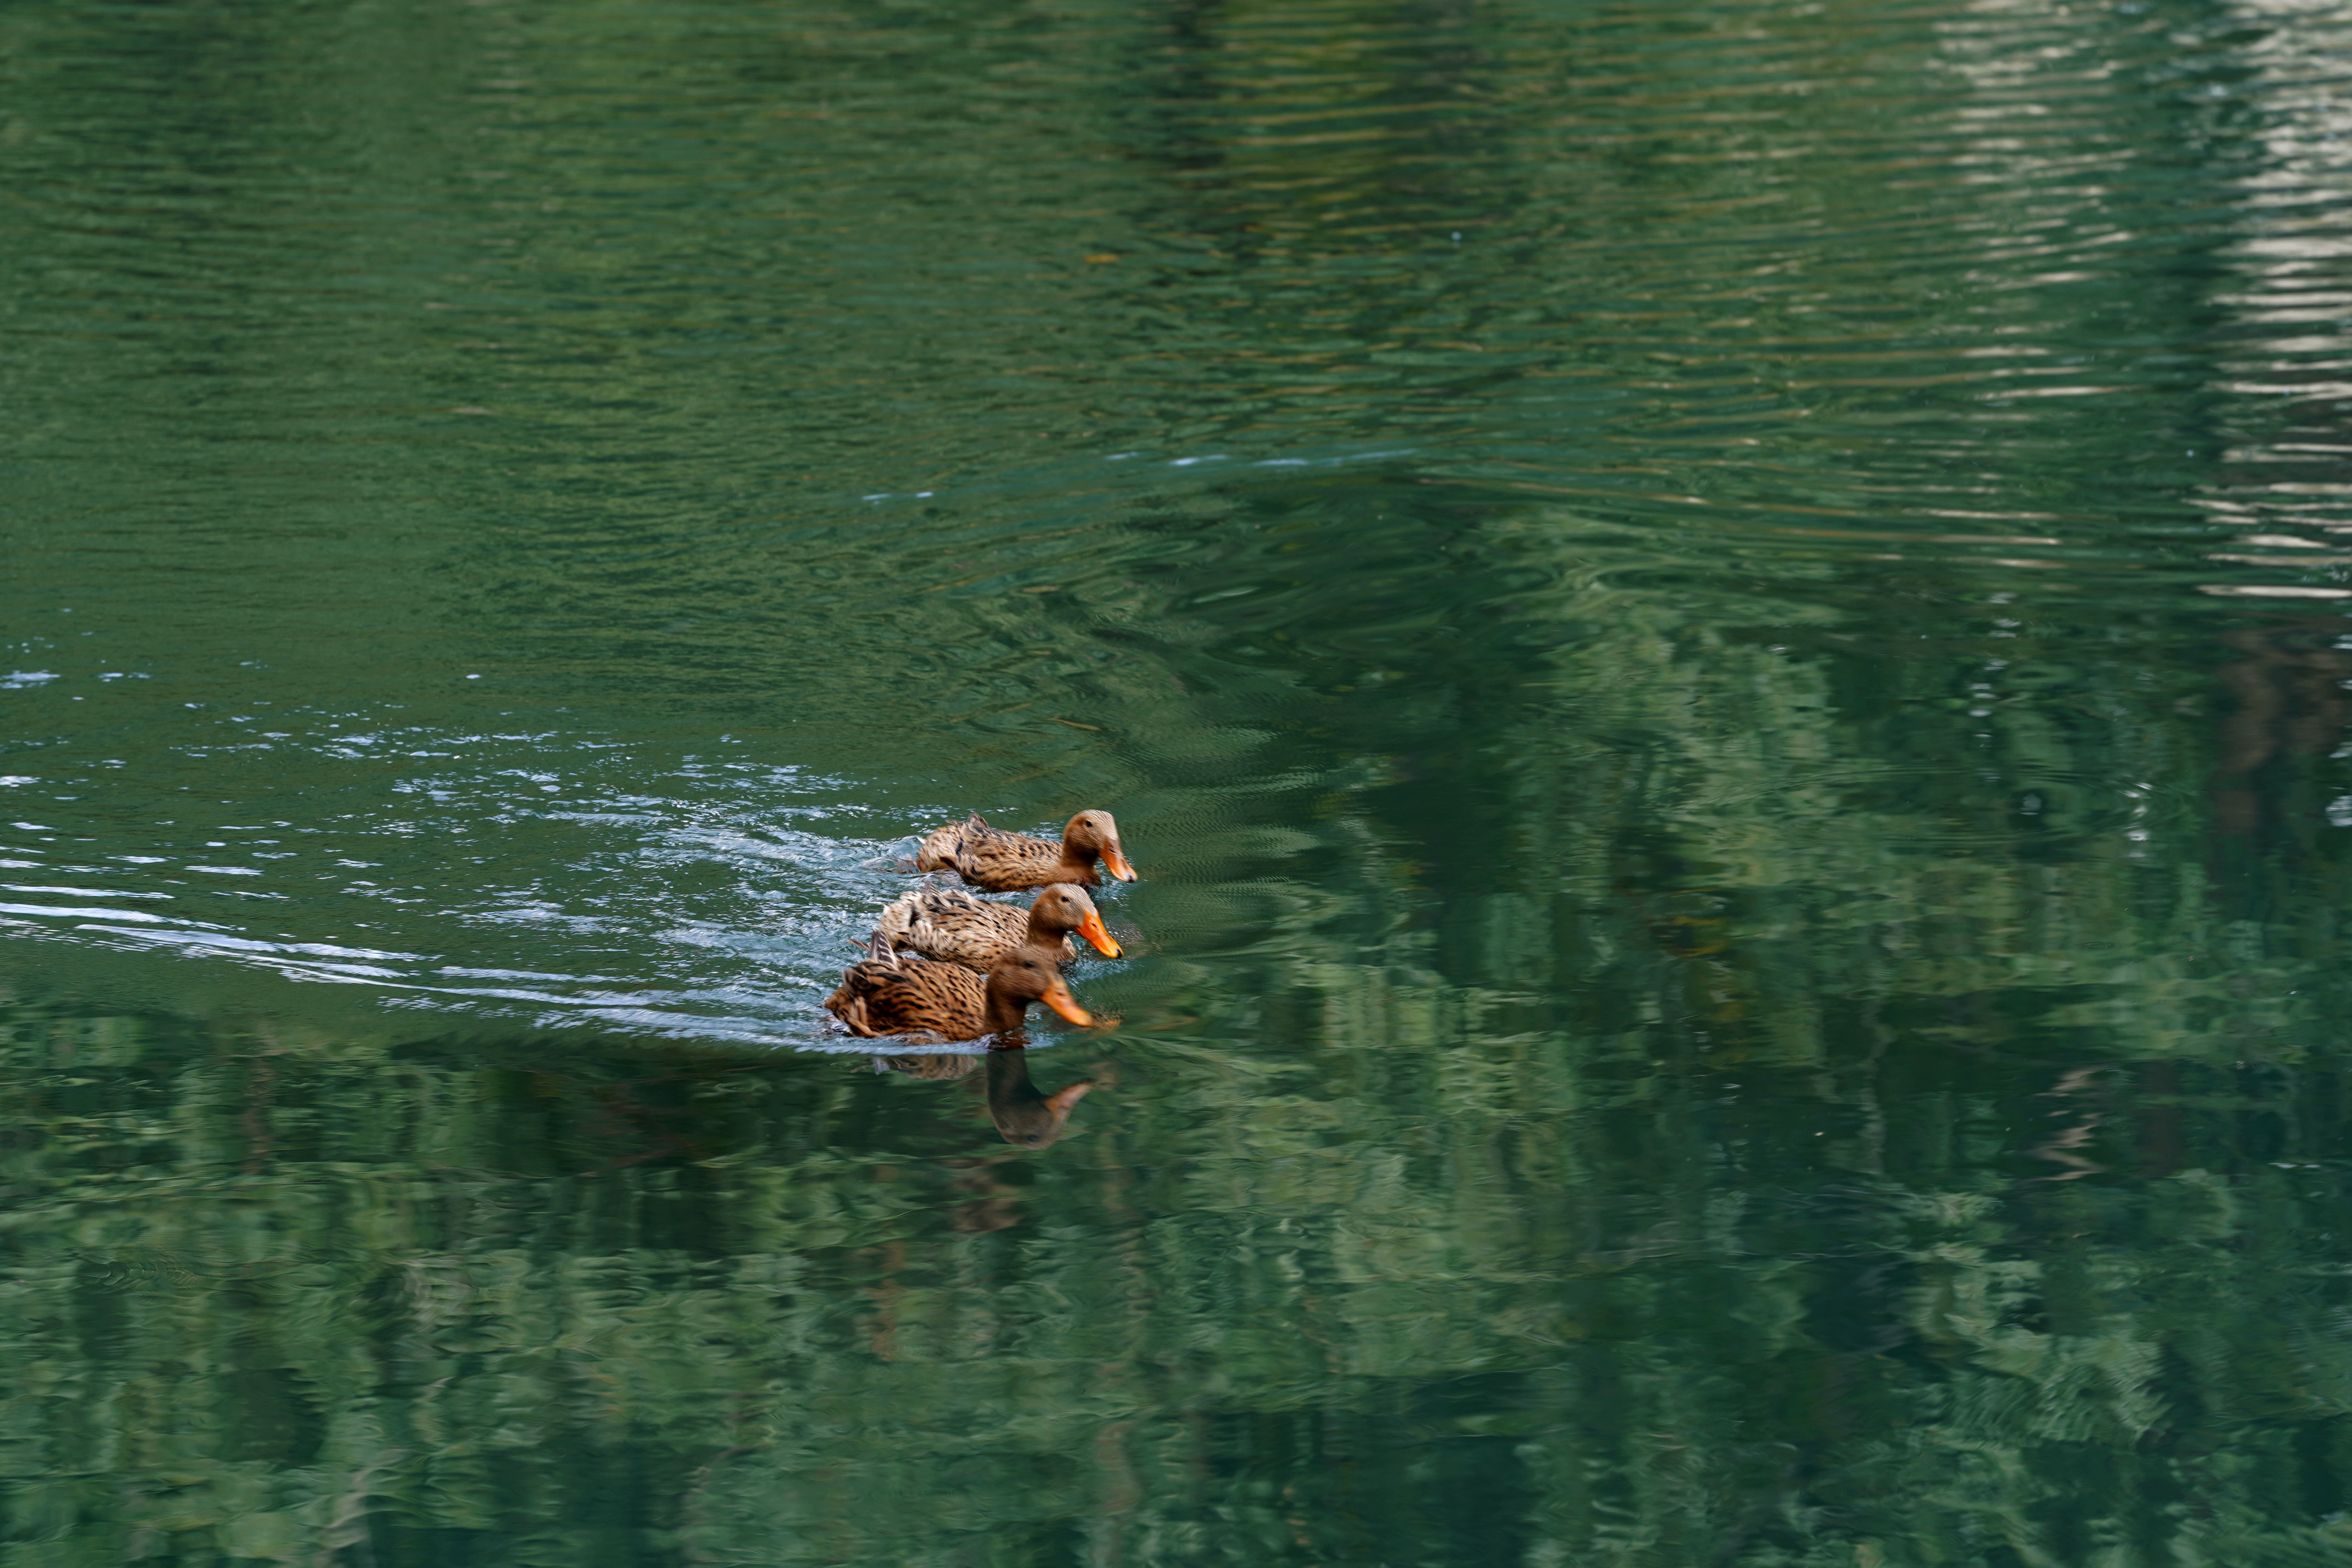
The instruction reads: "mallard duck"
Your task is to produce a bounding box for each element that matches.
[913,810,1137,891]
[873,882,1120,969]
[824,937,1093,1042]
[986,1050,1093,1148]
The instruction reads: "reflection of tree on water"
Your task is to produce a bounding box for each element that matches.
[871,1048,1096,1149]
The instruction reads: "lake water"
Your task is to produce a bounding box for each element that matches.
[6,0,2352,1562]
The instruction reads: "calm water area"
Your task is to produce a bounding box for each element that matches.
[5,0,2352,1562]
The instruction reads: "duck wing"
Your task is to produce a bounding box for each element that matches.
[876,888,1028,969]
[910,812,999,875]
[826,951,989,1040]
[951,826,1068,891]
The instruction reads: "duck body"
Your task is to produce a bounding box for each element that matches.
[872,883,1120,970]
[913,810,1137,892]
[824,938,1092,1043]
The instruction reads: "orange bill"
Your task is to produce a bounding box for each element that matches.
[1100,844,1138,882]
[1043,1081,1093,1114]
[1076,907,1123,958]
[1041,974,1094,1027]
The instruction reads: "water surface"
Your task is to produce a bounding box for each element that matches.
[6,0,2352,1563]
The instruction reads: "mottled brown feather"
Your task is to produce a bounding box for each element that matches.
[823,945,1075,1042]
[910,809,1133,892]
[872,886,1080,969]
[823,950,987,1042]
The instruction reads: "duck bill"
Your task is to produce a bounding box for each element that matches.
[1100,844,1138,882]
[1042,976,1094,1027]
[1076,909,1122,958]
[1044,1081,1093,1114]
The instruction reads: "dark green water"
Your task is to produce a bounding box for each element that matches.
[7,0,2352,1561]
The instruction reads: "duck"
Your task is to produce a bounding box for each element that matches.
[985,1050,1094,1148]
[913,809,1137,891]
[872,882,1120,969]
[824,937,1094,1043]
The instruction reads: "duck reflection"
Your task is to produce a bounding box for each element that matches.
[870,1052,983,1082]
[985,1049,1094,1149]
[2210,618,2352,839]
[870,1048,1096,1149]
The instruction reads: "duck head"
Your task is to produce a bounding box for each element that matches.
[982,949,1095,1035]
[985,1050,1094,1148]
[1063,810,1136,882]
[1028,882,1121,958]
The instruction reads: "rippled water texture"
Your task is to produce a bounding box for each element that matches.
[8,0,2352,1562]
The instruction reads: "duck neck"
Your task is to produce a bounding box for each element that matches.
[1055,848,1099,886]
[1023,907,1074,948]
[982,976,1031,1036]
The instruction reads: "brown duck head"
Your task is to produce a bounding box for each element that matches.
[981,949,1094,1035]
[1062,810,1136,883]
[1025,882,1121,958]
[985,1050,1094,1148]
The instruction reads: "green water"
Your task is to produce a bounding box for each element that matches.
[7,0,2352,1561]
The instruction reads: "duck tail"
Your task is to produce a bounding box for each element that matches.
[912,820,969,874]
[865,930,894,964]
[870,896,912,948]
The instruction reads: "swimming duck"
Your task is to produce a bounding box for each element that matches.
[824,937,1094,1042]
[873,882,1121,969]
[985,1050,1094,1148]
[913,810,1137,891]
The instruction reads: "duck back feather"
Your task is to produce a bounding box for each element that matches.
[873,887,1078,968]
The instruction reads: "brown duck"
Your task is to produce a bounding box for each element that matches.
[913,810,1137,891]
[873,882,1120,970]
[824,938,1093,1043]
